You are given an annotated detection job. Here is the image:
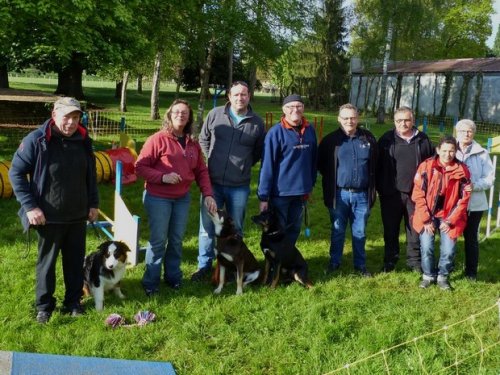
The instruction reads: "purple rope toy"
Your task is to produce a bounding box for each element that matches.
[105,310,156,328]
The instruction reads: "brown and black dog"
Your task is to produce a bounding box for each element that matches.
[208,209,260,295]
[252,210,312,289]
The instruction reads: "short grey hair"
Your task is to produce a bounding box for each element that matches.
[394,106,414,120]
[455,119,476,133]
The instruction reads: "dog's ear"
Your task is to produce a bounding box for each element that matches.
[97,241,111,254]
[118,241,131,252]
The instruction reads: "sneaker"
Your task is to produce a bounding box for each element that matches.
[36,311,52,324]
[167,281,181,290]
[355,267,372,278]
[419,279,434,289]
[437,278,453,291]
[190,267,211,282]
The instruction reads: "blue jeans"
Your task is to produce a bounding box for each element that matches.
[419,218,457,279]
[270,195,304,246]
[142,191,191,290]
[198,184,250,269]
[328,189,370,269]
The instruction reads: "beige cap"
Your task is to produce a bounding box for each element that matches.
[54,97,82,115]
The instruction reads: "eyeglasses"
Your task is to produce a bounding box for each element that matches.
[339,116,357,121]
[172,111,189,116]
[457,129,474,134]
[395,118,412,124]
[284,105,304,111]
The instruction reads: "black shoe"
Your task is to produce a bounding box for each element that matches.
[190,267,211,282]
[326,263,340,274]
[63,304,85,317]
[167,281,181,290]
[465,274,477,282]
[36,311,52,324]
[437,278,453,291]
[419,279,434,289]
[382,263,395,272]
[144,288,159,297]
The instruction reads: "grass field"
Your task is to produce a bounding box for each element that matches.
[0,79,499,374]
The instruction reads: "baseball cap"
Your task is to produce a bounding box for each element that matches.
[53,97,82,115]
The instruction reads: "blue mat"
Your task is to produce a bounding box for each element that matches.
[10,351,175,375]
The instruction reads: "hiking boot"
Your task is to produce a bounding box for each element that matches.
[144,288,159,297]
[190,267,211,282]
[437,278,453,291]
[36,311,52,324]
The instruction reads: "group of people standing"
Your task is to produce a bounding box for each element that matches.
[8,85,495,323]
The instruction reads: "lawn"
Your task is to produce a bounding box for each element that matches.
[0,78,499,374]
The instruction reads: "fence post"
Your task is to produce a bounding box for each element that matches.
[120,117,126,132]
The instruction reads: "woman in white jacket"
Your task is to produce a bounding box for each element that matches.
[455,119,495,280]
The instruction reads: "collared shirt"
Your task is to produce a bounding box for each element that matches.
[336,132,371,189]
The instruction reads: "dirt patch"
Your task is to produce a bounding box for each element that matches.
[0,88,57,103]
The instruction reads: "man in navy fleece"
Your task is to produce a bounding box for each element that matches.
[257,94,317,245]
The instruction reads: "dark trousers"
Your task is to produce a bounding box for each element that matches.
[463,211,483,277]
[35,223,86,312]
[380,192,420,268]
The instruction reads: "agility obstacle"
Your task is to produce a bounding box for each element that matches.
[482,135,500,240]
[93,160,141,266]
[0,351,175,375]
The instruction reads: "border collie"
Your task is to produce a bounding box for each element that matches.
[83,240,130,311]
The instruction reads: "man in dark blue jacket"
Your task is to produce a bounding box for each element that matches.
[258,94,317,246]
[9,97,99,324]
[376,106,433,273]
[318,103,377,276]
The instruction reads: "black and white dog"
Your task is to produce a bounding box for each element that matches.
[208,209,260,295]
[252,209,312,289]
[83,240,130,311]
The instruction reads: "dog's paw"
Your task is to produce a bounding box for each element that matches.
[235,288,243,295]
[213,286,223,294]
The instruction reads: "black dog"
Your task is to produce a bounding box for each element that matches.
[209,209,260,295]
[251,210,312,289]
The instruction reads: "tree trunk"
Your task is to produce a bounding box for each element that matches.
[120,71,129,112]
[55,54,85,99]
[248,63,257,100]
[196,37,216,131]
[376,19,393,124]
[227,43,233,91]
[137,74,143,94]
[0,60,9,88]
[115,80,123,99]
[150,51,162,120]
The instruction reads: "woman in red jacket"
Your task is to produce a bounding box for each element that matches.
[412,136,471,290]
[136,99,217,296]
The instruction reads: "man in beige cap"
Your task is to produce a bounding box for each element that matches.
[9,97,99,323]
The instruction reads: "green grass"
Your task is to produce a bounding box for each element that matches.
[0,79,499,374]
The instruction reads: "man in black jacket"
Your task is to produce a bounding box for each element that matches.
[9,97,99,323]
[376,106,433,272]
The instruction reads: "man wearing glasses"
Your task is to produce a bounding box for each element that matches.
[258,94,317,246]
[318,103,377,276]
[376,106,433,273]
[192,81,265,281]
